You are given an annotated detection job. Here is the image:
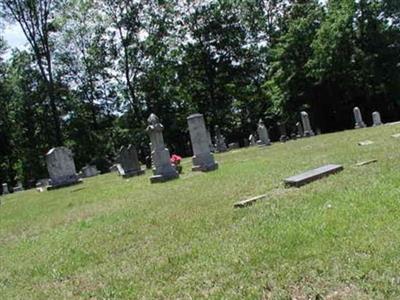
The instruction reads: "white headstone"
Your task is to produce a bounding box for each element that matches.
[372,111,383,126]
[146,114,179,183]
[249,134,257,146]
[2,183,9,195]
[46,147,81,189]
[256,119,271,146]
[301,111,315,137]
[353,107,366,129]
[187,113,218,172]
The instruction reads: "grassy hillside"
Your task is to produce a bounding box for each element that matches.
[2,124,400,299]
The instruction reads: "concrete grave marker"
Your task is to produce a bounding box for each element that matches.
[234,194,267,208]
[249,134,257,146]
[257,119,271,146]
[353,107,366,129]
[2,183,9,195]
[356,159,377,167]
[214,125,228,152]
[277,122,289,142]
[13,182,24,193]
[301,111,315,137]
[284,164,344,187]
[187,113,218,172]
[358,140,374,146]
[46,147,81,190]
[81,165,100,178]
[391,133,400,138]
[146,113,179,183]
[372,111,383,126]
[117,145,145,178]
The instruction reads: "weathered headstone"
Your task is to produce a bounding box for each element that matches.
[214,125,228,152]
[187,113,219,172]
[2,183,9,195]
[81,165,100,178]
[117,145,145,178]
[228,142,239,150]
[36,178,49,188]
[284,164,343,187]
[146,114,179,183]
[46,147,81,190]
[372,111,383,126]
[277,122,289,142]
[13,182,24,193]
[249,134,257,146]
[296,122,304,138]
[207,130,216,152]
[353,107,366,129]
[257,119,271,146]
[301,111,315,137]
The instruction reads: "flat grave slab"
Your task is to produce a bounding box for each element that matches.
[284,164,344,188]
[358,140,374,146]
[234,194,267,208]
[392,133,400,138]
[356,159,377,167]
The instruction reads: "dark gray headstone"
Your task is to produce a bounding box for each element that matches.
[117,145,145,178]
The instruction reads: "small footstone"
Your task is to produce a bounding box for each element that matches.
[391,133,400,138]
[358,140,374,146]
[356,159,377,167]
[284,164,344,187]
[234,194,267,208]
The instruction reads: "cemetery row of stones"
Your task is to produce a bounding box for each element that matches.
[0,107,383,195]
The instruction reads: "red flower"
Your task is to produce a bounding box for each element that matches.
[170,154,182,165]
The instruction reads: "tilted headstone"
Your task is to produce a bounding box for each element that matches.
[117,145,145,178]
[249,134,257,146]
[257,119,271,146]
[353,107,366,129]
[277,122,289,142]
[81,165,100,178]
[2,183,9,195]
[146,114,179,183]
[46,147,81,189]
[372,111,383,126]
[214,125,228,152]
[296,122,304,138]
[187,113,218,172]
[300,111,315,137]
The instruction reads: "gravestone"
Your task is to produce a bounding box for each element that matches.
[2,183,9,195]
[13,182,24,193]
[284,164,343,187]
[187,113,219,172]
[296,122,304,138]
[277,122,289,142]
[207,130,216,152]
[46,147,81,190]
[257,119,271,146]
[301,111,315,137]
[372,111,383,126]
[249,134,257,146]
[117,145,145,178]
[353,107,366,129]
[36,178,49,188]
[214,125,228,152]
[81,165,100,178]
[146,114,179,183]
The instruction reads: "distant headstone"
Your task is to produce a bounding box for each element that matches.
[81,165,100,178]
[187,113,218,172]
[296,122,303,138]
[13,182,24,193]
[249,134,257,146]
[207,130,215,152]
[391,133,400,138]
[146,114,179,183]
[36,178,49,188]
[372,111,383,126]
[301,111,315,137]
[228,142,239,150]
[284,164,344,187]
[214,125,228,152]
[46,147,81,190]
[257,119,271,146]
[2,183,9,195]
[353,107,366,129]
[277,122,289,142]
[117,145,145,178]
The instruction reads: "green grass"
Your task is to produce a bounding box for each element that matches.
[2,125,400,299]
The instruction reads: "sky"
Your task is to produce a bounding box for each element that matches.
[3,23,27,49]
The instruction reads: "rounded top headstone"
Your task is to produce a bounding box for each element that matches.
[187,113,203,120]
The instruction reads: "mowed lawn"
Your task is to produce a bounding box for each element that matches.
[2,124,400,299]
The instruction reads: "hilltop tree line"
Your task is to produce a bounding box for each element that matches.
[0,0,399,187]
